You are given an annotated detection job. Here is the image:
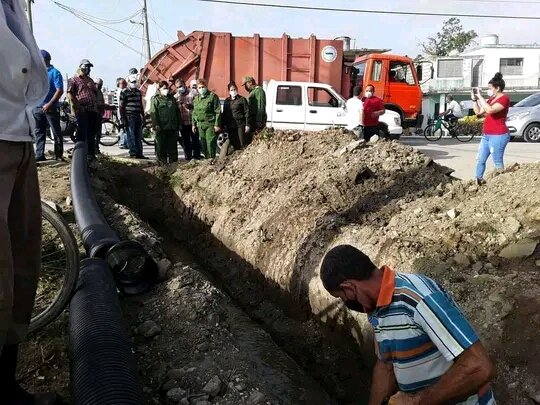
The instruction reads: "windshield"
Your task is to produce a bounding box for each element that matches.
[515,93,540,107]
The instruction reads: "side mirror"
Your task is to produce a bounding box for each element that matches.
[339,100,346,109]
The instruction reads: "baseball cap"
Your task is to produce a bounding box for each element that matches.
[242,76,254,85]
[129,68,138,74]
[79,59,94,67]
[40,50,51,60]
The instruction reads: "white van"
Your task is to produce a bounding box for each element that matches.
[264,80,403,137]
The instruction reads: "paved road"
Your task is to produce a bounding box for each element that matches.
[402,136,539,179]
[44,136,539,180]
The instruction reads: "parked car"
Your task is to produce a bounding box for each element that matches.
[264,80,403,138]
[506,92,540,143]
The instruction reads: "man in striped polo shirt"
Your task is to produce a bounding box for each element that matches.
[119,74,147,159]
[320,245,496,405]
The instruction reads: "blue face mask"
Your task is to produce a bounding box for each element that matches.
[178,86,187,95]
[198,87,208,96]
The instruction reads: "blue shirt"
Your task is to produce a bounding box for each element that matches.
[41,65,63,107]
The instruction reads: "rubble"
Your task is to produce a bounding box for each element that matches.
[499,239,538,259]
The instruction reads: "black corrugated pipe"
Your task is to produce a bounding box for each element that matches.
[71,142,158,295]
[69,258,143,405]
[71,141,120,258]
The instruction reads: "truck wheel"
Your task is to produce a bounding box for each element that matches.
[524,123,540,143]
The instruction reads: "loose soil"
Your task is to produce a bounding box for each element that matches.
[99,130,540,404]
[23,130,540,404]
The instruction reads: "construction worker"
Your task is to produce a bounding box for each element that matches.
[192,78,221,159]
[150,81,181,164]
[0,0,60,403]
[320,245,496,405]
[242,76,267,141]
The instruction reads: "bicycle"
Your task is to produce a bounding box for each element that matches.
[423,116,475,143]
[30,201,79,333]
[99,105,122,146]
[142,114,156,146]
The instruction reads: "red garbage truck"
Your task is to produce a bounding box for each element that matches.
[141,31,422,128]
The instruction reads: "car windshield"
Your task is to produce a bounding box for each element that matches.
[515,93,540,107]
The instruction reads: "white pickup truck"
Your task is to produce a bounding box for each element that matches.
[263,80,403,137]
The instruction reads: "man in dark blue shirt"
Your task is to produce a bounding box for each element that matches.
[33,50,64,161]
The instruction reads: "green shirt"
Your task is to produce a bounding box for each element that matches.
[248,86,267,128]
[192,92,221,127]
[150,94,181,130]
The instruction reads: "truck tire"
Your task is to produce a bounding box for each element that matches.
[524,123,540,143]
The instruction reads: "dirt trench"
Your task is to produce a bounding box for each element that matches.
[98,129,540,405]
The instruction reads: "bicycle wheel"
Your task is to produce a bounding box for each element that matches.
[423,124,443,142]
[30,202,79,333]
[454,128,475,143]
[142,126,156,146]
[100,120,121,146]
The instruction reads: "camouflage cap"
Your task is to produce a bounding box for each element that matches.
[242,75,255,85]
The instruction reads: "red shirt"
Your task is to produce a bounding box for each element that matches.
[483,94,510,135]
[362,96,385,127]
[68,75,98,112]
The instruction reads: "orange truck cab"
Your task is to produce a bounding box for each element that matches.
[352,54,422,128]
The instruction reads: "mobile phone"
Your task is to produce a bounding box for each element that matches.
[472,87,479,95]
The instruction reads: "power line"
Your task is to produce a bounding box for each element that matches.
[53,1,142,24]
[52,1,167,47]
[51,1,144,56]
[195,0,540,20]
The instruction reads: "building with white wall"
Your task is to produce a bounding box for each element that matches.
[419,35,540,123]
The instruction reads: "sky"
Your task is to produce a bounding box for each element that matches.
[31,0,540,90]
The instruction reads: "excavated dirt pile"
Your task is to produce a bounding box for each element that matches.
[100,129,540,404]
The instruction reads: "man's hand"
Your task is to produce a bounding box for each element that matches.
[214,126,220,133]
[245,125,250,133]
[388,392,421,405]
[42,103,52,113]
[192,125,197,133]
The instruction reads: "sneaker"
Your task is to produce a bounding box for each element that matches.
[135,155,149,160]
[36,156,47,162]
[475,178,486,186]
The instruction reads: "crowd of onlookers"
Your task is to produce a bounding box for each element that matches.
[33,53,269,166]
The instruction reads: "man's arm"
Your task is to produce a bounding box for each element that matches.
[415,342,494,404]
[43,71,64,113]
[67,79,79,114]
[368,358,398,405]
[391,291,496,405]
[255,88,266,127]
[213,94,222,129]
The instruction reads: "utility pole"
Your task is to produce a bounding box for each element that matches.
[25,0,33,33]
[142,0,151,60]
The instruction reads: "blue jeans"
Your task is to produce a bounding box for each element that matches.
[126,115,143,157]
[33,106,63,159]
[119,130,127,147]
[475,134,510,179]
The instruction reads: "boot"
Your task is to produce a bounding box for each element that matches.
[0,344,61,405]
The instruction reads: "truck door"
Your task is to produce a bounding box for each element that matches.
[385,60,421,123]
[305,86,346,130]
[270,84,305,130]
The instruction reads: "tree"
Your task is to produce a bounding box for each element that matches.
[421,18,478,57]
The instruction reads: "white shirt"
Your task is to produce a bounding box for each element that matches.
[448,100,463,118]
[0,0,48,142]
[345,96,364,130]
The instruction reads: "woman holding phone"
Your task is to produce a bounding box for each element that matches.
[472,72,511,185]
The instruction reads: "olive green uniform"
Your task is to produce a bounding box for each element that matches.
[248,86,267,131]
[192,91,221,159]
[150,94,181,164]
